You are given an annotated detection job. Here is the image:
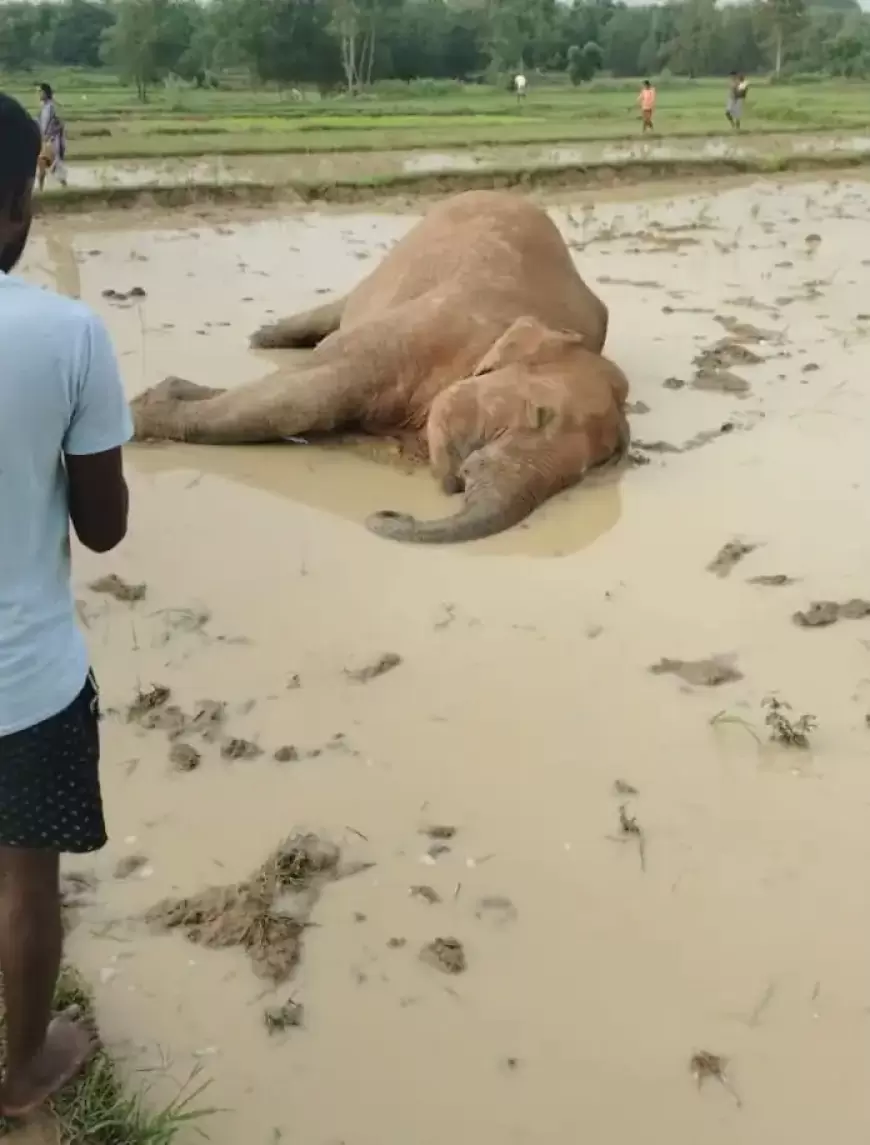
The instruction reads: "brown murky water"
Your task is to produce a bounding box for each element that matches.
[18,178,870,1143]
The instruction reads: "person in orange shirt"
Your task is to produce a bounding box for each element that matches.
[637,79,656,133]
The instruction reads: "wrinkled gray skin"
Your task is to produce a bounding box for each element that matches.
[132,190,630,543]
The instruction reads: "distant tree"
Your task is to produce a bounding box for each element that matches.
[567,40,602,84]
[763,0,808,74]
[100,0,191,100]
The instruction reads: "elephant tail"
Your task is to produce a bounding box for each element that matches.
[366,484,535,545]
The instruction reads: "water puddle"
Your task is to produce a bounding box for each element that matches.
[50,133,870,190]
[18,177,870,1144]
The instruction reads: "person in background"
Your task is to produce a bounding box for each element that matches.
[0,92,131,1117]
[637,79,656,133]
[726,72,749,130]
[36,83,68,190]
[514,72,527,104]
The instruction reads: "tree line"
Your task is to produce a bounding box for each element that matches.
[1,0,869,100]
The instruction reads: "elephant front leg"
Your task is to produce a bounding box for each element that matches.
[131,364,361,445]
[250,297,346,350]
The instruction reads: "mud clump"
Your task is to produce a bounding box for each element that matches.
[274,745,300,762]
[793,599,870,628]
[748,574,797,587]
[221,737,263,761]
[690,1050,741,1108]
[420,937,466,975]
[650,656,743,687]
[145,833,368,984]
[693,369,750,396]
[264,998,304,1033]
[89,574,146,603]
[714,316,775,344]
[707,540,758,578]
[169,742,201,772]
[344,652,403,683]
[692,337,761,396]
[126,684,171,723]
[420,825,456,841]
[695,337,762,372]
[102,286,147,302]
[410,884,442,905]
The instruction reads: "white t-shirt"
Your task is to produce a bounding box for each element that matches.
[515,74,527,94]
[0,274,132,735]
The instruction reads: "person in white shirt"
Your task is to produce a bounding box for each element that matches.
[0,92,131,1117]
[515,73,527,102]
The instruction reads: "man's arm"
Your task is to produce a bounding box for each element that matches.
[65,449,128,553]
[63,312,132,554]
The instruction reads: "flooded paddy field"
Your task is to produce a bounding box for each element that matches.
[18,176,870,1144]
[54,131,870,190]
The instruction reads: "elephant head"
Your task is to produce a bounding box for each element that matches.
[367,316,629,544]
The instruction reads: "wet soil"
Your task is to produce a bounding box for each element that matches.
[26,176,870,1145]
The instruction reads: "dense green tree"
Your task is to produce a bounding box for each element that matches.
[0,0,869,89]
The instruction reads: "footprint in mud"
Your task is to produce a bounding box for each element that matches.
[89,574,146,603]
[475,896,518,927]
[793,599,870,628]
[650,656,743,687]
[707,540,758,578]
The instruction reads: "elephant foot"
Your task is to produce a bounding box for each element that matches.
[131,377,226,443]
[250,324,287,350]
[133,377,226,407]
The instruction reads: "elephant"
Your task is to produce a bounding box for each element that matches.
[131,190,631,544]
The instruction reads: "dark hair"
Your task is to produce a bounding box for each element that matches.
[0,93,41,215]
[39,82,53,100]
[643,79,651,86]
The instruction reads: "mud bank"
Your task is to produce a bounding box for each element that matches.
[20,178,870,1145]
[35,148,870,214]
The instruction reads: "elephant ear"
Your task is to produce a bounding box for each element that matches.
[473,316,586,378]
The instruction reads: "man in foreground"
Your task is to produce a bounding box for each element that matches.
[0,92,131,1117]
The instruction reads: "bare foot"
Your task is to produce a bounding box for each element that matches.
[2,1007,98,1118]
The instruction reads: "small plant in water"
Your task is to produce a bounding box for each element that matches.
[762,695,817,748]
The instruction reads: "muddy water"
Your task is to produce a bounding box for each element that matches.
[55,132,870,189]
[19,178,870,1144]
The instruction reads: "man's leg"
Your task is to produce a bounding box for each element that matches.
[0,675,104,1117]
[0,847,93,1117]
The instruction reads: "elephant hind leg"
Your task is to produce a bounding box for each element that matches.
[250,297,346,350]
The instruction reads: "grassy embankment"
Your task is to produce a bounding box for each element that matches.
[8,70,870,211]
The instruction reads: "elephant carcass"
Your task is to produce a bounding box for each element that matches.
[131,190,629,543]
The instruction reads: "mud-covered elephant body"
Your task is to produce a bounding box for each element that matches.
[132,190,630,543]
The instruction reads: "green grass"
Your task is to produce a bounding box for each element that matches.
[4,71,870,162]
[0,967,214,1144]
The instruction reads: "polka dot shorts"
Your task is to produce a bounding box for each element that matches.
[0,672,106,853]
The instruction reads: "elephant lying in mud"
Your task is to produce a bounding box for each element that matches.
[132,190,630,544]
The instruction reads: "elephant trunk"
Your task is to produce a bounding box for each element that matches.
[365,484,534,544]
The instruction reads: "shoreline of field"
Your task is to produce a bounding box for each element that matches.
[35,149,870,214]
